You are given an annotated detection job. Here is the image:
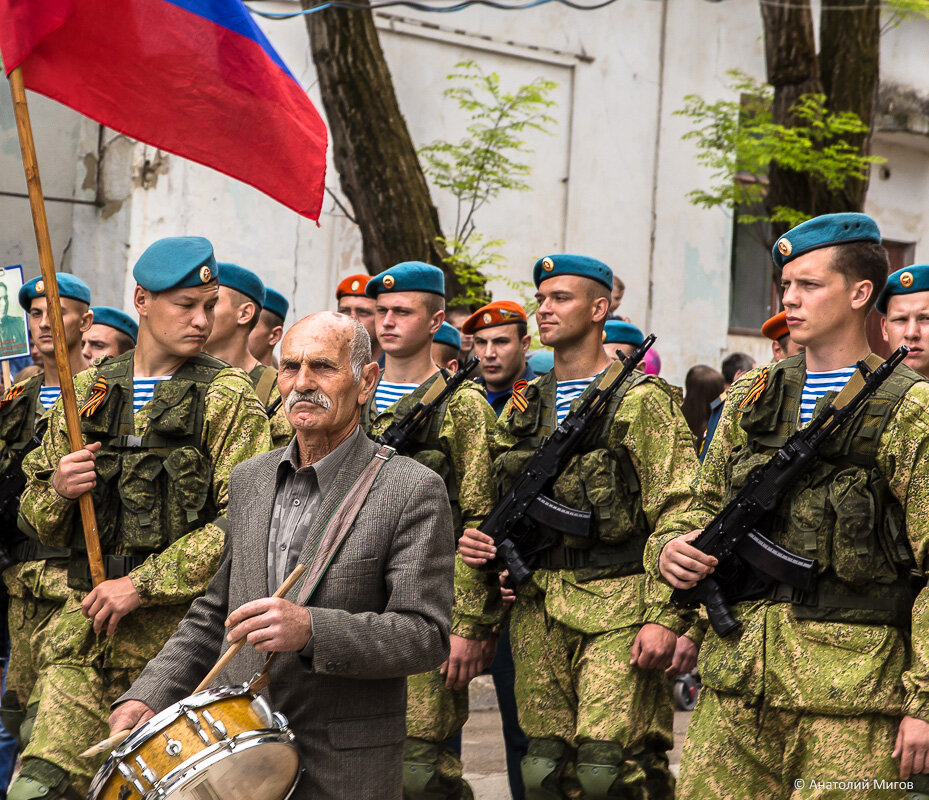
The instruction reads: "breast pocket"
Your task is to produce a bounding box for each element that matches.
[315,557,382,613]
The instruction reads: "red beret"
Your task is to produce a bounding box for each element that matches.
[336,274,371,299]
[761,310,789,341]
[462,301,529,335]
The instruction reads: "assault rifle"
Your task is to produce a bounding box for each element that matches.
[671,346,910,637]
[0,417,48,573]
[375,356,480,451]
[480,335,656,587]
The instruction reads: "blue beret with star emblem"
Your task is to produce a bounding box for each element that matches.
[217,262,266,308]
[603,320,644,346]
[19,273,91,310]
[772,213,881,271]
[90,306,138,342]
[262,287,289,320]
[132,237,219,292]
[532,254,613,291]
[875,264,929,314]
[433,321,461,349]
[366,261,445,298]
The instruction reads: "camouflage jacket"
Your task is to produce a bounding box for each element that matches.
[494,370,705,635]
[248,363,292,450]
[20,361,271,608]
[364,372,503,640]
[650,365,929,721]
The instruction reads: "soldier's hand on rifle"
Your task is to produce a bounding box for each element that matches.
[499,571,516,610]
[894,715,929,779]
[629,623,677,670]
[441,634,484,689]
[52,440,102,499]
[226,597,313,653]
[459,528,496,568]
[659,530,717,589]
[108,700,155,736]
[82,576,141,636]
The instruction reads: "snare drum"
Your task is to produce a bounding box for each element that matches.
[88,685,299,800]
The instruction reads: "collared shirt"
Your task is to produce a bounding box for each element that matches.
[267,426,362,591]
[481,364,537,417]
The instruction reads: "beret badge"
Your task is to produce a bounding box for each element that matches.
[777,238,792,257]
[35,280,44,294]
[351,280,360,292]
[199,266,212,283]
[901,271,914,288]
[483,313,492,324]
[542,257,555,272]
[383,275,395,289]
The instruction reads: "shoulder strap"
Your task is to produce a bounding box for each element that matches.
[254,366,278,408]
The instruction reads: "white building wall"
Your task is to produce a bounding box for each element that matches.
[1,1,929,383]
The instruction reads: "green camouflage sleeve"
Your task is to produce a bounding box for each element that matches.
[18,369,97,546]
[878,382,929,721]
[442,384,504,640]
[619,380,710,634]
[268,383,294,449]
[131,369,271,606]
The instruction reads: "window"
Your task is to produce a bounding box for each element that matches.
[728,207,778,335]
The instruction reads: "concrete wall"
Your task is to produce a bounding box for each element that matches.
[2,1,929,382]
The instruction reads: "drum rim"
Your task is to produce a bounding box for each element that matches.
[88,685,276,800]
[149,729,298,800]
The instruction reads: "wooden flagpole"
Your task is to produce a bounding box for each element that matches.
[8,66,106,588]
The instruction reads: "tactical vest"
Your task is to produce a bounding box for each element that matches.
[728,353,924,627]
[363,373,462,536]
[495,368,656,582]
[0,374,43,476]
[67,351,225,590]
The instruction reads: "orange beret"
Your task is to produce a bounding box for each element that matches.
[761,310,789,341]
[336,274,371,299]
[462,301,528,335]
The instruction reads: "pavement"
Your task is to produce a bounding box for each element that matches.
[462,676,692,800]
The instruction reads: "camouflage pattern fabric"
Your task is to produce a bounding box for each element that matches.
[648,368,929,794]
[248,363,292,450]
[679,688,908,800]
[511,587,675,800]
[366,374,501,798]
[492,375,704,799]
[15,364,270,794]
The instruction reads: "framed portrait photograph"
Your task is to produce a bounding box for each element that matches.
[0,266,30,360]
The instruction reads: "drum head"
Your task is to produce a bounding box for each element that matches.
[165,737,299,800]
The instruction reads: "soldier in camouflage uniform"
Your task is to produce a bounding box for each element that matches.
[657,214,929,799]
[8,238,271,800]
[0,275,94,748]
[203,262,292,448]
[362,262,502,800]
[459,254,703,800]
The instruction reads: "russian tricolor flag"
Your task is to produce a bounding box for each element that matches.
[0,0,328,221]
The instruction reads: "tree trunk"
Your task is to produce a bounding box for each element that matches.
[304,1,466,296]
[818,0,881,212]
[760,0,821,238]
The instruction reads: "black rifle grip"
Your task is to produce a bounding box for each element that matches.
[702,577,742,637]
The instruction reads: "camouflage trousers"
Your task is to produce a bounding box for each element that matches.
[510,592,674,799]
[678,688,917,800]
[405,667,472,799]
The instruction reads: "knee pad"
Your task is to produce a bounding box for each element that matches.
[576,741,643,800]
[10,759,77,800]
[0,689,25,743]
[521,738,569,800]
[403,739,460,800]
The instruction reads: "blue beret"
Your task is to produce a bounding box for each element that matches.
[876,264,929,315]
[91,306,138,342]
[262,287,289,320]
[533,254,613,291]
[366,262,445,298]
[19,273,91,309]
[433,322,461,350]
[528,349,554,374]
[132,237,218,292]
[603,320,644,346]
[217,262,266,307]
[772,213,881,271]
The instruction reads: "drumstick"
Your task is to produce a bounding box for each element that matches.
[194,563,307,693]
[79,728,132,759]
[78,564,307,760]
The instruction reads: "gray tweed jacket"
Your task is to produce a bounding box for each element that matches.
[119,430,454,800]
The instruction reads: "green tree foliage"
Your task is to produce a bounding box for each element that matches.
[419,60,557,306]
[675,70,884,230]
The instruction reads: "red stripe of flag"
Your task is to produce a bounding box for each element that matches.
[0,0,327,221]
